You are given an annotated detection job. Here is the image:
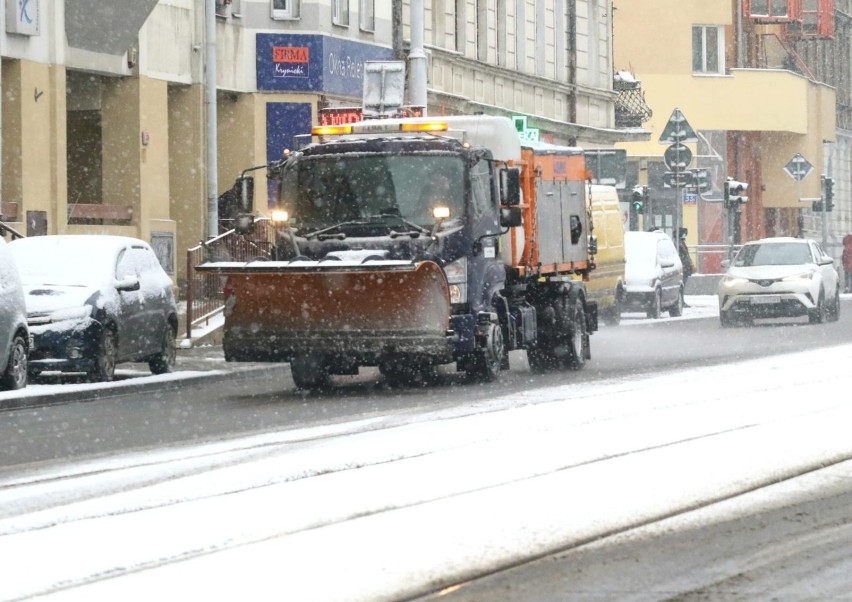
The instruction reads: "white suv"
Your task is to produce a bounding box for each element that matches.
[0,236,28,390]
[718,237,840,327]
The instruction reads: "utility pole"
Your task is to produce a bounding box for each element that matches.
[205,0,219,239]
[408,0,427,112]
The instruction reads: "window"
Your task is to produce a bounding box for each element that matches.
[333,0,350,26]
[476,0,487,61]
[692,25,724,75]
[455,0,467,54]
[360,0,374,31]
[469,158,493,219]
[800,0,835,37]
[749,0,791,18]
[496,0,506,67]
[271,0,299,19]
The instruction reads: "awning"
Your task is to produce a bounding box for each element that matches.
[65,0,159,55]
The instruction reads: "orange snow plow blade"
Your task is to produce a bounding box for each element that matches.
[197,260,452,363]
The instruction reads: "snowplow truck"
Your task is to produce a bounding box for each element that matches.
[197,115,598,389]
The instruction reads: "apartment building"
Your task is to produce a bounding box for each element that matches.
[613,0,845,271]
[1,0,640,288]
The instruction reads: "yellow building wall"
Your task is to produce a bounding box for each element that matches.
[2,59,68,234]
[613,1,731,76]
[169,83,206,287]
[217,93,317,219]
[613,1,836,215]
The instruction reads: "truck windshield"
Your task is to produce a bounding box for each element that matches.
[280,154,466,231]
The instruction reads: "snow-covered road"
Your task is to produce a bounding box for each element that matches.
[3,328,852,601]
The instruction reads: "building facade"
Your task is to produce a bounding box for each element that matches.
[1,0,638,289]
[613,0,844,272]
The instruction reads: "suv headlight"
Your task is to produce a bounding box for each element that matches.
[722,275,748,287]
[444,257,467,304]
[782,271,814,282]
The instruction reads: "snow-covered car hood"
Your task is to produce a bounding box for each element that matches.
[21,284,99,315]
[625,261,659,286]
[726,264,815,281]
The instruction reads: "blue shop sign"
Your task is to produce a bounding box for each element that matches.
[257,34,395,98]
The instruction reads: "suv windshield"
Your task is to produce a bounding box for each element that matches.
[279,154,466,232]
[734,242,813,267]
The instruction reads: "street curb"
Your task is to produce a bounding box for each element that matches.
[0,364,278,411]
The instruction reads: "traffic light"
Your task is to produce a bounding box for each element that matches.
[692,169,710,193]
[631,186,645,213]
[724,177,748,208]
[823,175,835,212]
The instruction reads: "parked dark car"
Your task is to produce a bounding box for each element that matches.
[8,235,178,381]
[0,236,28,390]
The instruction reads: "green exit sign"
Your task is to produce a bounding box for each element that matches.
[512,115,540,143]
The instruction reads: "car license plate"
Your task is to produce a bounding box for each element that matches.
[752,295,780,304]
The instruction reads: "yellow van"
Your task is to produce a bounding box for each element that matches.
[585,184,626,325]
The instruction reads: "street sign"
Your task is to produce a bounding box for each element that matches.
[783,153,813,182]
[658,108,698,144]
[663,171,695,188]
[663,143,693,170]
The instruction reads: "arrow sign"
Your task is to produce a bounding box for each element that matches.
[658,108,698,144]
[783,153,813,182]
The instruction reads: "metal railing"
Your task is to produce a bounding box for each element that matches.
[694,244,742,274]
[0,221,25,240]
[184,218,275,340]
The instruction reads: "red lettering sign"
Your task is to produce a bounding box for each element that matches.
[272,46,309,63]
[319,107,364,126]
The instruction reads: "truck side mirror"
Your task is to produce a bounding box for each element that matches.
[236,175,255,213]
[500,207,522,228]
[500,167,521,206]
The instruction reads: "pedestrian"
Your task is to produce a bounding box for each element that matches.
[842,234,852,293]
[678,232,695,307]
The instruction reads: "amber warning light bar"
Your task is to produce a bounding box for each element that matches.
[311,121,449,137]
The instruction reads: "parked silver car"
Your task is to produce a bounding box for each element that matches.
[9,235,178,382]
[0,236,28,390]
[622,230,684,319]
[718,236,840,327]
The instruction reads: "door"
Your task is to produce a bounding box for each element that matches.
[114,247,155,359]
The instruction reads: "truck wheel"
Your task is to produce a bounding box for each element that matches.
[528,286,573,373]
[465,323,504,382]
[290,354,330,390]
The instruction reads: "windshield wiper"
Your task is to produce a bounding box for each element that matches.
[369,213,431,237]
[302,220,370,240]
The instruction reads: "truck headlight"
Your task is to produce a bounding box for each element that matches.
[444,258,467,304]
[271,210,290,225]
